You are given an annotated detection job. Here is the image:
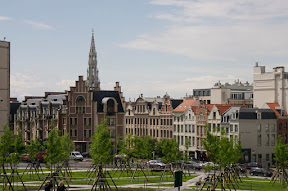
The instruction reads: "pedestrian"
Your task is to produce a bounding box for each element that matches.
[44,181,53,191]
[57,181,66,191]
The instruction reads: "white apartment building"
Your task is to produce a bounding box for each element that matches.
[173,99,199,158]
[193,80,253,108]
[253,63,288,111]
[207,104,232,137]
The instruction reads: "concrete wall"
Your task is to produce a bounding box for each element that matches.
[0,41,10,134]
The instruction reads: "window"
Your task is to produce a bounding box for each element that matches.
[266,154,269,162]
[89,118,91,125]
[257,134,261,146]
[75,130,77,136]
[230,125,233,132]
[235,125,238,132]
[279,123,282,130]
[75,118,78,125]
[213,112,216,119]
[265,124,269,132]
[271,124,276,132]
[271,134,276,145]
[70,118,73,125]
[257,124,261,132]
[70,130,72,137]
[266,134,270,146]
[63,118,66,125]
[84,130,87,137]
[84,118,87,125]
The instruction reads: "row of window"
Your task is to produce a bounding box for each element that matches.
[126,118,173,126]
[70,129,92,137]
[174,124,195,133]
[69,117,92,126]
[125,128,172,138]
[75,107,85,114]
[257,124,276,132]
[257,134,276,146]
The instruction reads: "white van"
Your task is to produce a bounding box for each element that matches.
[70,151,84,161]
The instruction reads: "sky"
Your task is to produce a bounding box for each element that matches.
[1,0,288,101]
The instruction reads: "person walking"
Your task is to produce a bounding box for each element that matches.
[57,181,66,191]
[44,181,53,191]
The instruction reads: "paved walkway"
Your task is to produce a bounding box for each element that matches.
[165,174,206,191]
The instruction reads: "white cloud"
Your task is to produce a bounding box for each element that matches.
[11,73,46,100]
[120,23,288,62]
[0,16,13,21]
[149,0,288,22]
[24,20,55,30]
[55,80,75,91]
[120,0,288,62]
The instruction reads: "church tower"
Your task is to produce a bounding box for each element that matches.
[86,29,100,90]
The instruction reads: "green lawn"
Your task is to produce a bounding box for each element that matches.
[187,176,288,191]
[1,169,197,190]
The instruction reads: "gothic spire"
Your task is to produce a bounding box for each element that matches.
[86,29,100,90]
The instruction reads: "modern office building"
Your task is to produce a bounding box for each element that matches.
[0,40,10,134]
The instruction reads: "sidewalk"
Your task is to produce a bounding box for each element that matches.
[165,174,206,191]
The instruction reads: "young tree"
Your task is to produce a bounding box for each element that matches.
[270,135,288,186]
[0,124,25,190]
[44,128,63,172]
[90,120,115,190]
[90,120,113,167]
[157,138,179,164]
[274,135,288,168]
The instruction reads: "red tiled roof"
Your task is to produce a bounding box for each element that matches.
[266,103,286,117]
[191,106,197,114]
[174,99,197,112]
[206,104,214,112]
[215,104,233,115]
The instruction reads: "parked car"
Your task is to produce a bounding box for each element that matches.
[23,153,29,162]
[147,160,166,169]
[22,152,47,163]
[249,167,272,177]
[70,151,84,161]
[82,152,91,158]
[245,162,259,170]
[37,152,47,163]
[185,161,202,170]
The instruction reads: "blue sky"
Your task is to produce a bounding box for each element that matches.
[1,0,288,101]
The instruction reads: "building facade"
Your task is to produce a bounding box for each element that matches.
[62,76,125,153]
[125,94,182,141]
[172,98,199,157]
[0,40,10,134]
[222,107,277,166]
[193,80,253,108]
[14,93,66,144]
[254,63,288,111]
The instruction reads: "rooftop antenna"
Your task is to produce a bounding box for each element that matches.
[4,37,6,41]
